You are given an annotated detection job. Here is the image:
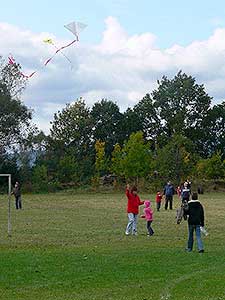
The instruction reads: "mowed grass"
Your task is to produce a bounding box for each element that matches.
[0,191,224,300]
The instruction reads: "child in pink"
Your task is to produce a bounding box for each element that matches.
[141,200,154,236]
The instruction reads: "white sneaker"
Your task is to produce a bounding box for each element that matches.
[125,231,130,235]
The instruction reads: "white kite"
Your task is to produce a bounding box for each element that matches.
[8,21,87,78]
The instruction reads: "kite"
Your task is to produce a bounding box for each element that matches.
[43,38,73,68]
[42,21,87,67]
[8,21,87,78]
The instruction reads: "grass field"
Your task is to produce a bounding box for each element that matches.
[0,191,224,300]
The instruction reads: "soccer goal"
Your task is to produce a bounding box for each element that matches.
[0,174,12,236]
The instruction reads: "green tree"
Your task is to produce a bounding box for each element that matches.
[200,102,225,157]
[134,71,212,155]
[50,98,92,150]
[57,155,78,183]
[32,165,48,192]
[196,152,225,179]
[111,143,123,177]
[133,93,161,141]
[94,140,108,176]
[49,98,94,184]
[0,82,34,149]
[0,58,27,98]
[91,99,123,155]
[121,132,152,183]
[155,134,196,183]
[0,60,34,150]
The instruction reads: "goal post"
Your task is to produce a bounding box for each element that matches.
[0,174,12,236]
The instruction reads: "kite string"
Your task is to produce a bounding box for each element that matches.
[8,39,78,77]
[52,44,73,67]
[44,39,77,66]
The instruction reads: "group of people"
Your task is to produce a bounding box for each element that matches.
[125,181,205,253]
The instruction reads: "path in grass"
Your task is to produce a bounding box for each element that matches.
[0,191,224,300]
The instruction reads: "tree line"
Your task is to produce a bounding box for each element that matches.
[0,59,224,192]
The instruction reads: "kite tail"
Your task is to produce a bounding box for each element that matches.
[44,39,77,66]
[8,55,36,78]
[20,71,36,78]
[8,38,78,78]
[8,55,15,65]
[44,56,55,66]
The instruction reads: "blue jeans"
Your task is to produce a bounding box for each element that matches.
[15,196,22,209]
[126,213,138,235]
[187,224,204,251]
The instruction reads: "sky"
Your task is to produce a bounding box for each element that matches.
[1,0,225,132]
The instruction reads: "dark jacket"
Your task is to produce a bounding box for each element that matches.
[185,200,204,226]
[13,186,21,197]
[163,184,174,196]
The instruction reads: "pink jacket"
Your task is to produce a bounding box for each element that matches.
[142,200,153,221]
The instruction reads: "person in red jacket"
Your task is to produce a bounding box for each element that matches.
[125,184,144,236]
[155,190,162,211]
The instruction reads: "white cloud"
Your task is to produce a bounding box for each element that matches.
[1,18,225,133]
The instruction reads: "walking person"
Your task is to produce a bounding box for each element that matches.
[141,200,154,236]
[184,192,205,253]
[125,184,144,236]
[163,181,175,210]
[12,182,22,210]
[181,181,191,203]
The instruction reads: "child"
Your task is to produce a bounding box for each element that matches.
[176,186,182,198]
[125,184,144,236]
[155,190,162,211]
[141,200,154,236]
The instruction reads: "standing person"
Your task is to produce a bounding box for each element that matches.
[12,182,22,210]
[176,185,182,198]
[141,200,154,236]
[181,182,191,203]
[186,179,192,192]
[155,190,162,211]
[163,181,175,210]
[184,192,204,253]
[125,184,144,236]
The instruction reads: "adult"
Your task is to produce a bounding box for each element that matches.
[186,179,192,191]
[184,192,205,253]
[125,184,144,236]
[163,181,175,210]
[181,181,191,203]
[12,182,22,209]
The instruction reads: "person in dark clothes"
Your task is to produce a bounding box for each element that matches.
[184,192,204,253]
[163,181,175,210]
[12,182,22,209]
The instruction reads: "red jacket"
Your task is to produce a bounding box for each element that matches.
[126,189,144,214]
[156,192,162,203]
